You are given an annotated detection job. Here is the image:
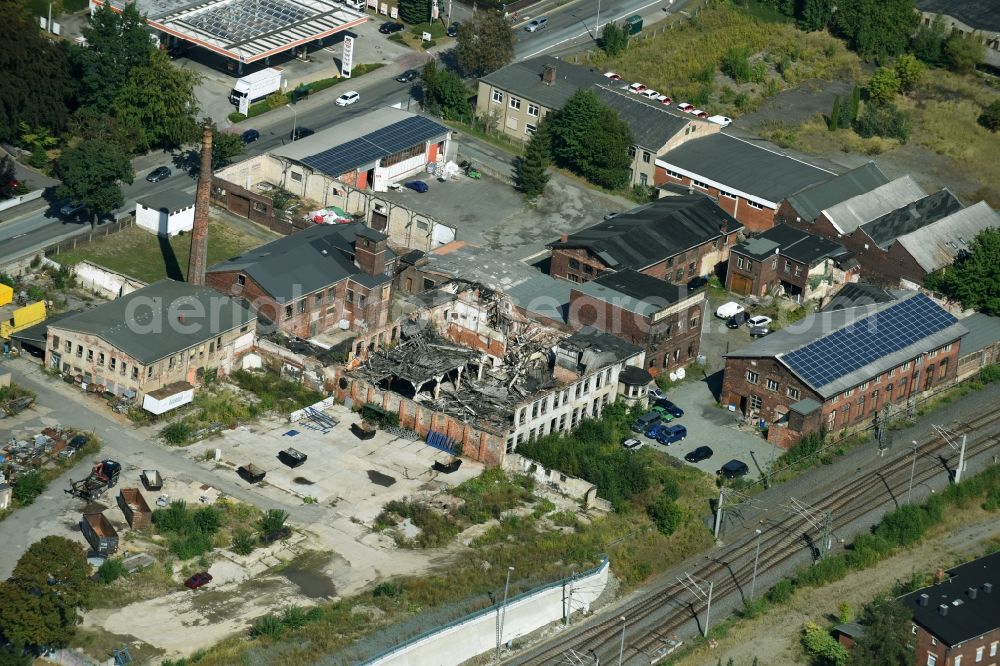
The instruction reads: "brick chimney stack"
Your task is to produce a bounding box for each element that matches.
[542,64,557,85]
[188,121,213,286]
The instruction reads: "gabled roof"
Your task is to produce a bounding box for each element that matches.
[915,0,1000,32]
[821,176,927,234]
[479,55,606,111]
[896,201,1000,273]
[822,283,897,312]
[207,222,392,301]
[957,313,1000,358]
[49,280,254,365]
[548,195,743,271]
[572,269,693,318]
[785,162,889,222]
[591,86,696,151]
[726,292,967,398]
[859,189,964,249]
[732,224,845,265]
[658,134,836,205]
[899,551,1000,646]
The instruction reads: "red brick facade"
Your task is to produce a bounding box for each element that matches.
[914,625,1000,666]
[655,167,777,232]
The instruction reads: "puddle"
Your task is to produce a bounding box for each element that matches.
[367,470,396,487]
[293,477,314,485]
[282,567,336,599]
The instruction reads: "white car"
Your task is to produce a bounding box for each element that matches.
[335,91,360,106]
[747,315,773,328]
[525,17,548,32]
[691,109,709,118]
[622,438,644,451]
[604,71,622,81]
[656,94,672,105]
[708,115,732,127]
[716,301,746,319]
[677,102,694,113]
[640,89,660,99]
[628,82,647,94]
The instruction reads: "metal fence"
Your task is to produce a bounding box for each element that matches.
[42,216,136,259]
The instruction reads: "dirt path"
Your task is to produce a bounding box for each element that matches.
[673,508,1000,666]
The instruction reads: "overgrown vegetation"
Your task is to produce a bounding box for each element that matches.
[152,500,223,560]
[924,228,1000,315]
[4,433,101,513]
[230,369,323,414]
[374,499,462,548]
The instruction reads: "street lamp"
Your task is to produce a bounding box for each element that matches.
[908,440,918,504]
[618,616,627,666]
[750,528,763,600]
[497,566,514,661]
[286,103,298,140]
[595,0,601,37]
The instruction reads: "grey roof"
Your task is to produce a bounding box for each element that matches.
[548,195,742,271]
[896,201,1000,273]
[822,283,897,312]
[8,310,80,346]
[732,225,845,265]
[137,189,194,214]
[420,242,541,292]
[506,274,572,325]
[831,623,866,639]
[726,292,967,398]
[207,222,391,301]
[591,85,693,151]
[821,176,927,234]
[48,280,254,365]
[556,329,643,372]
[915,0,1000,32]
[899,551,1000,646]
[659,134,835,205]
[785,162,890,222]
[479,55,607,111]
[859,189,964,249]
[572,270,691,318]
[957,313,1000,357]
[789,398,821,416]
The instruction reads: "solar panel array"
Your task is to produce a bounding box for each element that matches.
[184,0,314,43]
[301,116,447,177]
[782,294,957,390]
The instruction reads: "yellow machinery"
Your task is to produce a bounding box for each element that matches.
[1,301,46,339]
[0,284,12,308]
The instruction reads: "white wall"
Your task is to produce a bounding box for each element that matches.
[72,260,146,300]
[366,558,609,665]
[136,203,194,237]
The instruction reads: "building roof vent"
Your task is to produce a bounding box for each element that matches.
[542,64,557,84]
[984,582,993,594]
[937,604,948,616]
[918,593,929,607]
[968,587,978,600]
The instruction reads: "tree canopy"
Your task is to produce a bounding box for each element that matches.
[866,67,901,106]
[849,598,914,665]
[56,139,134,224]
[979,100,1000,132]
[397,0,430,24]
[943,32,984,74]
[112,50,201,151]
[455,10,514,77]
[212,129,246,169]
[76,3,155,109]
[831,0,918,59]
[600,21,628,56]
[420,60,471,121]
[924,228,1000,315]
[548,89,634,190]
[514,121,550,199]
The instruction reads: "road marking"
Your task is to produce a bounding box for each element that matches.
[12,233,26,239]
[521,0,666,59]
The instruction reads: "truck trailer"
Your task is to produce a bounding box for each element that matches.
[67,460,121,500]
[81,512,119,556]
[117,488,152,529]
[229,68,282,107]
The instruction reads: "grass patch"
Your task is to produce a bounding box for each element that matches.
[374,499,461,548]
[52,217,272,283]
[441,119,524,157]
[229,369,323,414]
[451,467,535,523]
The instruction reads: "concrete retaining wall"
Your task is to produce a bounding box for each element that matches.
[0,188,44,213]
[366,557,610,665]
[72,260,146,300]
[505,453,611,510]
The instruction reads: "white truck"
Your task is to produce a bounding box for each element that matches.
[229,68,283,107]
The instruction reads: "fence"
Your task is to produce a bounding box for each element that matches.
[42,216,135,258]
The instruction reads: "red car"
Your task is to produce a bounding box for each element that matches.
[184,572,213,589]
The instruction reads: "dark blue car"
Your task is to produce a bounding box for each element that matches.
[655,399,684,418]
[645,424,669,440]
[656,424,687,445]
[404,180,429,193]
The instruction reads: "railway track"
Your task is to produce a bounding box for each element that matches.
[511,409,1000,665]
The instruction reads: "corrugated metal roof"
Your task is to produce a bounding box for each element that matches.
[785,162,889,222]
[821,176,926,234]
[896,201,1000,273]
[958,313,1000,357]
[858,189,964,249]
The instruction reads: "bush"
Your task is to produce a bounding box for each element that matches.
[161,421,192,445]
[251,613,284,639]
[97,558,126,584]
[12,471,46,506]
[374,500,460,548]
[259,509,289,535]
[192,506,222,534]
[801,621,849,665]
[720,47,751,83]
[853,104,910,142]
[796,554,849,587]
[452,468,534,524]
[874,504,930,547]
[980,364,1000,385]
[766,579,794,604]
[170,531,213,560]
[231,530,255,555]
[647,496,683,536]
[979,100,1000,132]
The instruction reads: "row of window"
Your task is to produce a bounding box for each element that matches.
[627,146,652,163]
[926,640,998,665]
[518,369,613,424]
[278,284,391,320]
[838,346,952,400]
[661,169,762,206]
[508,394,612,452]
[648,345,697,369]
[491,90,540,117]
[745,371,801,400]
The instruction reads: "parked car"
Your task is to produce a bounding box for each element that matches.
[718,459,750,479]
[645,424,669,440]
[525,17,548,31]
[640,89,660,99]
[628,82,647,94]
[656,424,687,445]
[291,127,314,140]
[677,102,694,112]
[184,572,213,589]
[622,438,644,451]
[685,446,714,463]
[708,115,732,127]
[746,315,772,328]
[404,180,429,193]
[335,90,360,106]
[726,311,748,328]
[750,324,771,338]
[655,399,684,418]
[60,201,85,216]
[447,22,461,37]
[650,404,675,422]
[395,69,418,83]
[604,71,622,80]
[649,387,665,401]
[657,95,673,105]
[240,128,260,144]
[146,166,172,182]
[692,109,709,119]
[379,21,404,34]
[716,301,746,319]
[631,411,661,433]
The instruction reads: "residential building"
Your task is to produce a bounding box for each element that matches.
[725,224,857,302]
[722,292,967,446]
[655,133,836,232]
[547,195,743,285]
[44,280,255,409]
[898,551,1000,666]
[205,222,394,339]
[915,0,1000,71]
[135,190,195,237]
[568,270,705,375]
[776,162,890,225]
[955,313,1000,380]
[475,56,719,186]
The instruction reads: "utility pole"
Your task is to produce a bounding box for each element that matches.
[908,440,919,504]
[784,497,833,559]
[497,566,514,661]
[750,528,763,600]
[677,573,714,637]
[713,487,725,539]
[595,0,601,37]
[47,2,53,33]
[617,616,626,666]
[933,425,968,483]
[565,573,576,625]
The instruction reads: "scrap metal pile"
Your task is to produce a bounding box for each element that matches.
[1,426,75,482]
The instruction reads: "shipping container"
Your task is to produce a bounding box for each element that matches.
[81,512,119,556]
[117,488,152,529]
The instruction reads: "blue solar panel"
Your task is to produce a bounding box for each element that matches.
[300,115,446,177]
[782,294,957,389]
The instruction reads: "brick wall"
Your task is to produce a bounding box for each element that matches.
[915,625,1000,666]
[655,168,777,232]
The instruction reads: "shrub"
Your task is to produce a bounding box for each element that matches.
[720,47,751,83]
[740,597,769,619]
[170,531,213,560]
[766,579,794,604]
[12,471,46,506]
[231,530,255,556]
[874,504,929,547]
[647,496,683,536]
[192,506,222,534]
[373,581,402,597]
[801,621,849,665]
[796,554,849,587]
[161,421,192,445]
[251,613,284,638]
[979,100,1000,132]
[280,605,308,629]
[853,104,910,142]
[97,558,126,584]
[980,364,1000,385]
[259,509,289,535]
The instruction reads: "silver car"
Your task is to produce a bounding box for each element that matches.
[525,17,548,32]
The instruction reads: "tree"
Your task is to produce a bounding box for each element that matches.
[397,0,430,24]
[455,10,514,77]
[0,154,17,199]
[848,84,862,123]
[111,50,201,151]
[548,89,633,190]
[911,13,946,66]
[831,0,918,59]
[828,96,842,130]
[514,122,550,198]
[600,21,628,56]
[944,32,984,74]
[923,228,1000,315]
[420,60,471,121]
[0,1,76,143]
[76,3,154,109]
[648,496,682,535]
[893,54,924,95]
[850,598,914,665]
[798,0,832,32]
[56,139,134,225]
[978,100,1000,132]
[866,67,900,106]
[801,621,849,665]
[212,129,246,169]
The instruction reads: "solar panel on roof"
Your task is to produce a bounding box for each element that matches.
[782,294,957,389]
[299,116,445,177]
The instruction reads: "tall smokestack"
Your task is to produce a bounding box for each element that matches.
[188,121,213,286]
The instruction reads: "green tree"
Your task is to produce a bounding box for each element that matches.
[850,598,914,665]
[798,0,832,31]
[944,32,984,74]
[893,54,924,95]
[0,1,76,143]
[0,644,31,666]
[76,3,154,109]
[111,50,201,151]
[647,496,682,535]
[514,122,550,198]
[56,138,134,225]
[923,228,1000,314]
[0,155,17,199]
[848,84,862,123]
[68,107,143,154]
[832,0,918,59]
[397,0,430,24]
[600,21,628,56]
[548,89,634,191]
[866,67,900,106]
[420,60,471,121]
[97,558,126,584]
[829,95,841,130]
[978,100,1000,132]
[211,129,246,169]
[455,10,514,76]
[910,13,946,65]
